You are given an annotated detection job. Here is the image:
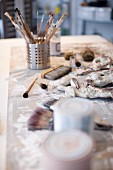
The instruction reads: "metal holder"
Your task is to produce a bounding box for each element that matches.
[27,43,50,70]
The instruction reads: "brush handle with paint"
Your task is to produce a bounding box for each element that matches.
[23,77,38,98]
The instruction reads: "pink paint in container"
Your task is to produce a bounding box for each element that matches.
[41,130,93,170]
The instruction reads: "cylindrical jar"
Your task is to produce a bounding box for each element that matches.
[27,42,50,70]
[51,98,94,135]
[50,28,61,56]
[41,130,93,170]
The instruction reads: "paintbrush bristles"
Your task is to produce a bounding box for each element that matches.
[37,14,44,36]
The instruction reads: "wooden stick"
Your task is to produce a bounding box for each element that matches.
[44,13,54,35]
[37,14,44,36]
[37,10,39,36]
[23,77,38,98]
[14,17,31,42]
[46,27,58,42]
[56,13,68,28]
[41,65,63,78]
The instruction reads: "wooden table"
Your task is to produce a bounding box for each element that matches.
[0,35,111,170]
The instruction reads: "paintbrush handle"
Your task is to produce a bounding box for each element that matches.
[19,19,35,43]
[5,12,34,43]
[25,77,38,93]
[23,24,35,43]
[15,8,36,43]
[37,14,44,36]
[41,65,63,78]
[45,15,54,32]
[46,13,68,42]
[46,27,58,42]
[44,18,54,38]
[56,13,68,28]
[4,12,28,42]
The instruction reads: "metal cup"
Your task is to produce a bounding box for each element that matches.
[27,42,50,70]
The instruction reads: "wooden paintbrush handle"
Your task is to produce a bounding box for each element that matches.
[46,27,58,42]
[26,77,38,93]
[46,13,68,42]
[41,65,63,78]
[56,13,68,28]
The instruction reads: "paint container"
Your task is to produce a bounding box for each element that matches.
[51,98,94,135]
[27,42,50,70]
[41,130,93,170]
[50,28,61,56]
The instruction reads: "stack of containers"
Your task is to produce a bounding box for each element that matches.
[41,98,94,170]
[95,7,112,21]
[78,6,112,21]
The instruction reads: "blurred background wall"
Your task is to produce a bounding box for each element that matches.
[0,0,113,42]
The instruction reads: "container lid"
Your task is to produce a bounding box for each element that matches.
[42,130,93,161]
[50,98,94,117]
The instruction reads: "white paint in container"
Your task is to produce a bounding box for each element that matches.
[51,98,94,134]
[50,28,61,56]
[41,130,93,170]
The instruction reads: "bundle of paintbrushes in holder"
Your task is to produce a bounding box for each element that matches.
[4,8,68,70]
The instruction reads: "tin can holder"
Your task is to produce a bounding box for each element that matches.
[27,42,50,70]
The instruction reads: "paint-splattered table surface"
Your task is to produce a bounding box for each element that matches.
[0,36,113,170]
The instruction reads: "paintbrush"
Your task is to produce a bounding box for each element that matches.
[23,77,38,98]
[37,14,44,37]
[37,10,39,37]
[23,77,48,98]
[13,11,31,43]
[44,12,54,36]
[15,8,35,43]
[4,12,29,42]
[46,13,68,42]
[15,8,36,44]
